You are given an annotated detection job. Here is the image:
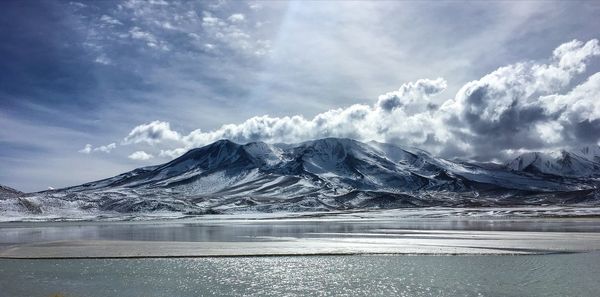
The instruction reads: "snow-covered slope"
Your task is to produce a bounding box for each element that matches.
[507,148,600,177]
[576,145,600,163]
[0,185,22,199]
[3,138,600,219]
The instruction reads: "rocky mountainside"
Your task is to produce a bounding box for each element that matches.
[2,138,600,219]
[0,185,23,199]
[506,148,600,177]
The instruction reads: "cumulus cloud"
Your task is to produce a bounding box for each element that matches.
[539,72,600,144]
[122,78,449,156]
[159,148,187,159]
[115,39,600,161]
[128,151,154,160]
[78,143,117,154]
[122,120,181,145]
[442,39,600,158]
[376,78,447,113]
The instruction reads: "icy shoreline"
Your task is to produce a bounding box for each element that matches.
[2,208,600,258]
[2,206,600,223]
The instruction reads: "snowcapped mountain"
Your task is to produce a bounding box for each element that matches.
[575,145,600,163]
[507,147,600,177]
[3,138,600,219]
[0,185,22,199]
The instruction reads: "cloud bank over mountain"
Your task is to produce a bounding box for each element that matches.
[3,0,600,191]
[119,39,600,161]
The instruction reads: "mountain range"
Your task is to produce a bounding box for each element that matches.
[1,138,600,218]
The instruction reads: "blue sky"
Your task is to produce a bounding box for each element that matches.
[1,0,600,191]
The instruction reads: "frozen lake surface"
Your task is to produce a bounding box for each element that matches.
[1,207,600,296]
[2,208,600,257]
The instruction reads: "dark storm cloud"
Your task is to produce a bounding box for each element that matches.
[442,39,600,158]
[573,120,600,143]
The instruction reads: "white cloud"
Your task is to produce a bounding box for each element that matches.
[535,121,564,144]
[248,2,262,11]
[202,11,225,27]
[553,39,600,72]
[439,39,600,157]
[114,39,600,160]
[201,11,270,56]
[538,72,600,144]
[204,43,216,51]
[208,0,226,10]
[129,26,169,50]
[376,78,447,113]
[228,13,245,23]
[69,1,86,9]
[159,148,187,159]
[100,14,122,25]
[452,40,600,125]
[148,0,169,6]
[123,120,181,145]
[130,26,156,42]
[94,143,117,153]
[78,144,92,154]
[128,151,154,160]
[121,78,449,157]
[94,54,111,65]
[78,143,117,154]
[541,72,600,123]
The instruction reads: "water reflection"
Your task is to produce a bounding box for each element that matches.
[2,218,600,246]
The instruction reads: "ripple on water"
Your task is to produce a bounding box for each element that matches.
[1,253,600,297]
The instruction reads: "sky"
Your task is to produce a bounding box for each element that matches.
[1,0,600,192]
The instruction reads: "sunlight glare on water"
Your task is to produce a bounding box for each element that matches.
[1,253,600,297]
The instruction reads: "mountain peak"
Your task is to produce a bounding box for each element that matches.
[507,149,600,177]
[213,139,239,145]
[300,137,362,147]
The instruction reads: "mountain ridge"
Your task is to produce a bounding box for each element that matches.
[2,138,600,218]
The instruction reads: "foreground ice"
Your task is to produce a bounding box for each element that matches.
[2,208,600,257]
[2,230,600,258]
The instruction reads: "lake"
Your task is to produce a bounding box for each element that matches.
[1,253,600,297]
[1,208,600,296]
